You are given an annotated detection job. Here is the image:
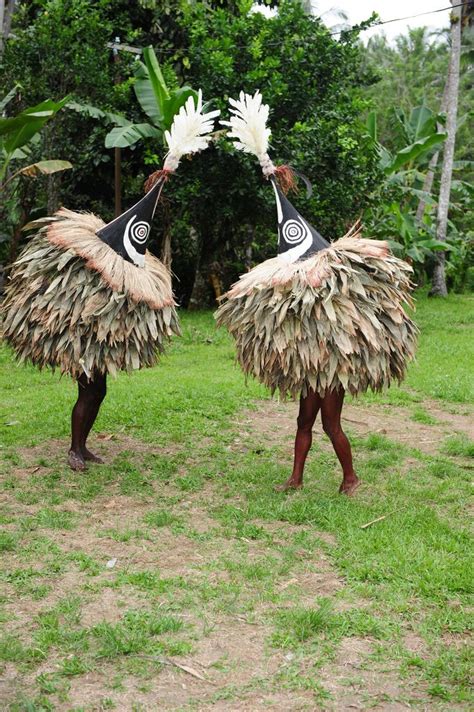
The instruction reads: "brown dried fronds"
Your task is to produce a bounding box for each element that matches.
[45,209,175,310]
[2,211,181,379]
[216,235,417,400]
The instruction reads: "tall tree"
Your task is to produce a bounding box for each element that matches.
[0,0,18,55]
[431,1,464,295]
[365,18,473,292]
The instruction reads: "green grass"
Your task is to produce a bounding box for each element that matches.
[0,312,266,449]
[410,406,438,424]
[398,291,473,403]
[0,294,472,709]
[353,291,474,406]
[441,435,474,458]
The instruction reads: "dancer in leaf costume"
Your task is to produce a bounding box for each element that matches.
[216,92,417,494]
[2,91,219,471]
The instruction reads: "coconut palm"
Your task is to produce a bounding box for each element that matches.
[431,0,472,295]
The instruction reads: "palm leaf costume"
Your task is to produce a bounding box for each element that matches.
[2,92,219,380]
[216,92,417,399]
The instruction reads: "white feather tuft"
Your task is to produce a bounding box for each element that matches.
[221,91,274,175]
[164,90,220,171]
[221,91,270,157]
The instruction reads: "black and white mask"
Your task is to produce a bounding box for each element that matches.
[270,178,329,263]
[96,178,165,267]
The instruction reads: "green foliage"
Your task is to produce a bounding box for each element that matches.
[363,106,450,265]
[0,96,69,177]
[104,46,197,148]
[0,92,71,182]
[0,0,125,231]
[364,28,473,291]
[0,90,72,260]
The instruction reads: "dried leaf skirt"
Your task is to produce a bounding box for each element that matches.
[1,209,181,379]
[215,237,418,399]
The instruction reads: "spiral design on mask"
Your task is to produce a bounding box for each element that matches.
[130,220,150,244]
[282,218,307,244]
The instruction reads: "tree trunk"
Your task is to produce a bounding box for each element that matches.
[47,172,61,214]
[8,203,27,264]
[7,179,35,265]
[245,224,254,270]
[430,1,463,296]
[0,1,18,56]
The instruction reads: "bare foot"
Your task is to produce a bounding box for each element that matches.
[339,477,361,496]
[68,449,86,472]
[82,448,104,464]
[274,479,303,493]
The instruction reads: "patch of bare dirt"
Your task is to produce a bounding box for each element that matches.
[421,399,474,438]
[277,558,344,607]
[64,666,317,712]
[61,614,317,711]
[0,664,19,708]
[237,398,473,456]
[4,398,470,710]
[255,519,337,547]
[80,588,145,628]
[2,570,87,637]
[403,632,426,655]
[318,637,421,710]
[442,632,473,649]
[8,432,182,477]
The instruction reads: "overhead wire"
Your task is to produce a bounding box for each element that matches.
[332,2,465,32]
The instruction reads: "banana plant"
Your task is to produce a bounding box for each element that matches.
[364,107,453,270]
[105,47,197,149]
[0,89,72,262]
[366,106,447,176]
[0,91,72,186]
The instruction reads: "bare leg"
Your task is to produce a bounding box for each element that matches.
[275,389,321,491]
[81,374,106,463]
[320,389,360,495]
[68,373,107,471]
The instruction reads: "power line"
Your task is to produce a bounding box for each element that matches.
[334,2,465,32]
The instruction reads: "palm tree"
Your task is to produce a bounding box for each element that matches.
[431,1,471,295]
[0,1,18,56]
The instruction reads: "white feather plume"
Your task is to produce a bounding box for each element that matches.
[164,89,220,171]
[221,91,271,161]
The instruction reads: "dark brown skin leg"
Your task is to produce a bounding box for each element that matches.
[320,389,360,496]
[275,389,322,491]
[276,388,360,495]
[68,373,107,471]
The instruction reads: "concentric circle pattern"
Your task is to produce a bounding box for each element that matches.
[282,218,307,244]
[130,220,150,244]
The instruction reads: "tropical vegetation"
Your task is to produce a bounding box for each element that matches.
[0,0,472,299]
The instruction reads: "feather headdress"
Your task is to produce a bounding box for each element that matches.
[98,89,219,266]
[222,91,328,262]
[164,89,220,172]
[221,91,274,176]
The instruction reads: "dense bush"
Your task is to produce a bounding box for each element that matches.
[3,2,470,299]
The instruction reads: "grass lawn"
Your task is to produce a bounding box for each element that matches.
[0,291,473,711]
